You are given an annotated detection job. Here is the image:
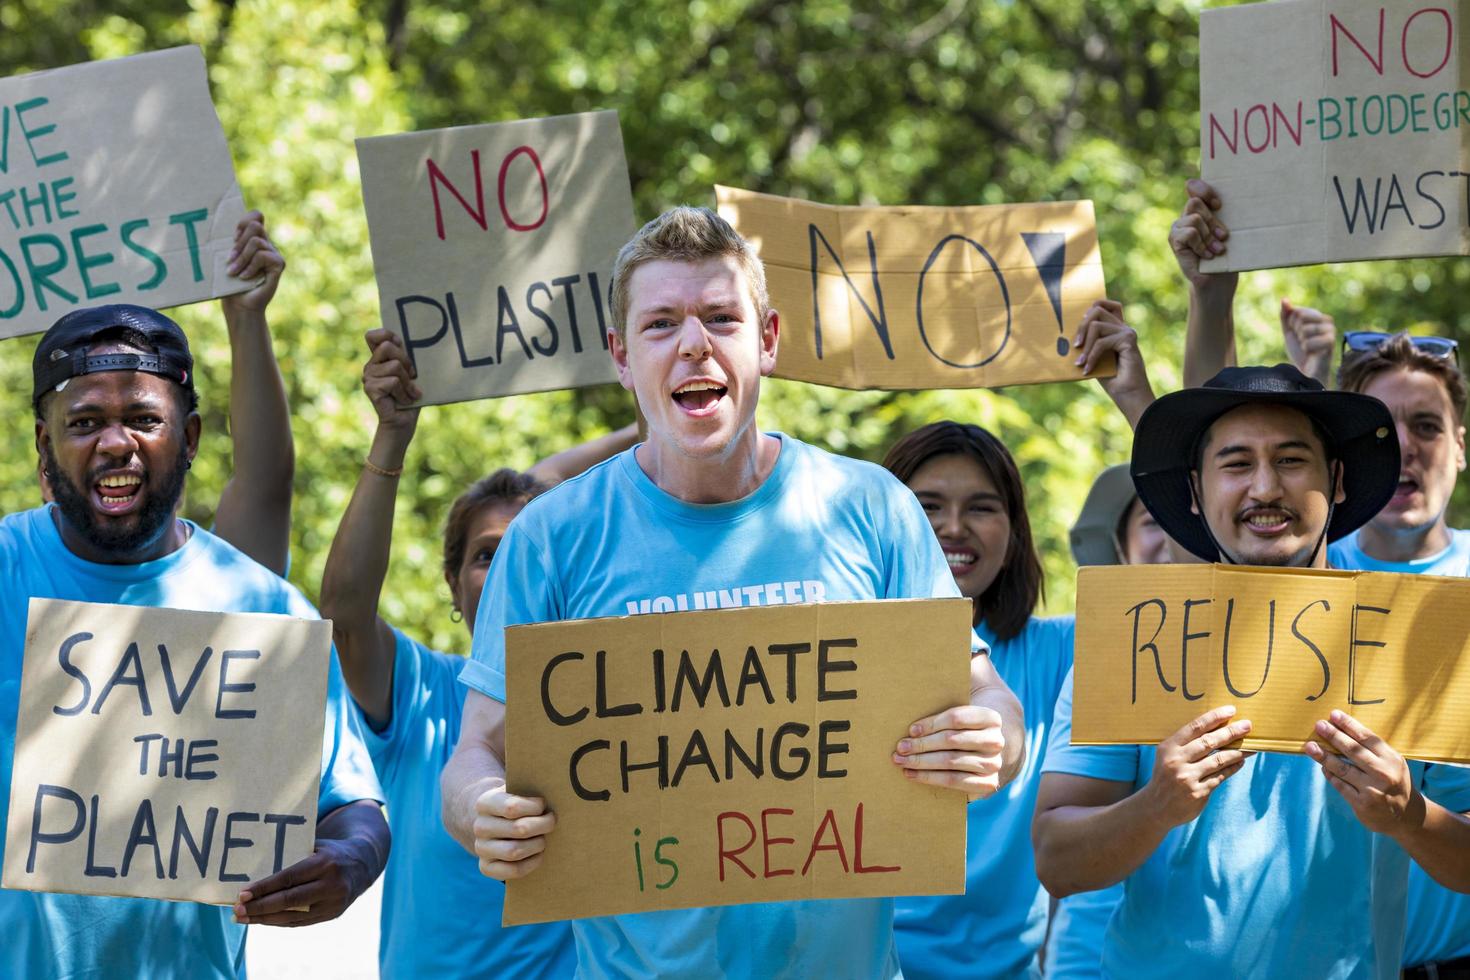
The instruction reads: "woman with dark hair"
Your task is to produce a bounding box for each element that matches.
[886,420,1075,980]
[317,328,636,979]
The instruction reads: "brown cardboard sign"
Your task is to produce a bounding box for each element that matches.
[1200,0,1470,272]
[0,46,251,339]
[356,110,636,404]
[715,186,1110,390]
[1074,564,1470,762]
[3,599,331,904]
[502,599,972,925]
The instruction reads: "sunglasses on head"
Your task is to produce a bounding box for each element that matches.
[1342,330,1459,363]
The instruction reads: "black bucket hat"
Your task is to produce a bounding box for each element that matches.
[1131,364,1399,562]
[32,304,194,412]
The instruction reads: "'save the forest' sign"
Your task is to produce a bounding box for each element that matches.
[716,186,1110,391]
[3,599,331,904]
[502,599,972,925]
[1074,564,1470,763]
[0,46,251,339]
[1200,0,1470,271]
[357,110,636,405]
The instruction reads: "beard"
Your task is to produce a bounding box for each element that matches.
[43,442,188,556]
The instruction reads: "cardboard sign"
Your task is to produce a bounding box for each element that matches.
[0,46,250,339]
[356,110,635,404]
[1200,0,1470,271]
[1073,564,1470,762]
[502,599,972,925]
[715,186,1110,391]
[4,599,330,904]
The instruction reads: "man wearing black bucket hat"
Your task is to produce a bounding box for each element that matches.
[0,304,390,979]
[1033,361,1470,979]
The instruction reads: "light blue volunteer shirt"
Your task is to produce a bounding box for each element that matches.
[894,615,1073,979]
[462,435,979,980]
[359,627,575,978]
[1331,526,1470,967]
[1042,667,1470,979]
[1044,882,1122,979]
[0,505,384,980]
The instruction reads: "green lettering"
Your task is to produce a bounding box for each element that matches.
[19,233,75,311]
[51,177,78,220]
[168,208,209,283]
[71,224,120,300]
[121,219,166,291]
[15,98,68,168]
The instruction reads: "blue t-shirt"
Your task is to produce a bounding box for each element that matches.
[462,435,975,980]
[359,628,575,978]
[1043,668,1470,979]
[1044,882,1122,979]
[1330,526,1470,966]
[0,505,383,980]
[894,615,1074,980]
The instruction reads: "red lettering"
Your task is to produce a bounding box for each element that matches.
[1244,104,1273,153]
[1331,10,1385,76]
[426,151,488,242]
[715,810,756,881]
[760,807,795,878]
[852,803,901,874]
[1403,8,1453,78]
[1272,101,1303,147]
[1208,110,1238,160]
[497,145,549,232]
[800,807,850,875]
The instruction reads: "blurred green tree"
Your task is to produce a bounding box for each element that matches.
[4,0,1466,650]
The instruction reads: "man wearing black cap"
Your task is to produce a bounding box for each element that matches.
[1032,364,1470,978]
[0,304,390,978]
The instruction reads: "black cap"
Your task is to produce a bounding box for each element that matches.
[1131,364,1399,562]
[33,305,194,412]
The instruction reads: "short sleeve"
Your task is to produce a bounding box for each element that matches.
[461,520,562,703]
[1423,761,1470,814]
[356,628,430,784]
[1041,668,1143,785]
[318,647,386,813]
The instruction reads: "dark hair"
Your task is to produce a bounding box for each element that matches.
[1191,407,1336,474]
[1338,331,1468,421]
[442,468,548,580]
[35,326,200,419]
[881,421,1042,641]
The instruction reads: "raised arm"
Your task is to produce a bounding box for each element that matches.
[318,329,422,728]
[214,211,293,574]
[1172,180,1241,388]
[1073,300,1154,430]
[1280,300,1337,386]
[526,422,640,487]
[441,690,556,879]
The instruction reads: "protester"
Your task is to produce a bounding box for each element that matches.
[1331,334,1470,978]
[439,205,1024,978]
[1032,359,1470,977]
[34,211,297,576]
[1044,461,1178,979]
[317,328,635,978]
[1175,178,1470,975]
[884,420,1073,979]
[0,304,388,978]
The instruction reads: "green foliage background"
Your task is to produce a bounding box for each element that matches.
[5,0,1468,653]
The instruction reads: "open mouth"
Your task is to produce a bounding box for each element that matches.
[1391,476,1421,503]
[93,471,143,516]
[944,548,978,574]
[1239,508,1293,536]
[671,379,727,416]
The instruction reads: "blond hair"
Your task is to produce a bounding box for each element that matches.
[609,206,769,336]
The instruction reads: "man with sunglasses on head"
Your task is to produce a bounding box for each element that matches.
[1172,178,1470,978]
